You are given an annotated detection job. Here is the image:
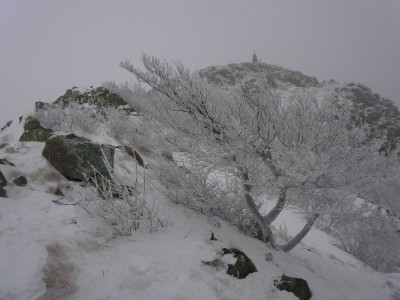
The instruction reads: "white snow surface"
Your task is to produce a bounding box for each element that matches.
[0,117,399,300]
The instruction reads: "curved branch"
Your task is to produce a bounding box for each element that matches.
[264,188,287,225]
[279,213,320,252]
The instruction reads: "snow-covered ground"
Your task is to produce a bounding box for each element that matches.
[1,117,399,300]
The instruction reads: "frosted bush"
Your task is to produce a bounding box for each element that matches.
[104,81,150,113]
[157,160,262,238]
[34,102,104,134]
[82,165,168,236]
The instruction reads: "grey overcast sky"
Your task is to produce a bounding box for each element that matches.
[1,0,399,123]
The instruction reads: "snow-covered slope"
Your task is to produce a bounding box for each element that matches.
[1,116,399,300]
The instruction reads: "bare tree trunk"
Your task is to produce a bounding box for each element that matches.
[264,188,287,225]
[280,213,320,252]
[240,168,278,250]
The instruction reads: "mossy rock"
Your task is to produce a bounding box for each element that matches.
[54,86,127,108]
[42,134,115,182]
[19,129,53,142]
[0,170,7,187]
[124,146,145,167]
[24,117,44,131]
[14,176,27,187]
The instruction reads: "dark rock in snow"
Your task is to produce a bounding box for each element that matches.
[274,274,312,300]
[0,159,15,167]
[14,176,27,187]
[222,248,257,279]
[0,186,6,198]
[1,120,12,131]
[124,146,145,167]
[0,170,7,187]
[42,134,115,182]
[264,252,273,262]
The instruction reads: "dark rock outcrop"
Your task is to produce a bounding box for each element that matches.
[274,274,312,300]
[222,248,257,279]
[54,86,127,108]
[35,101,50,112]
[42,134,114,182]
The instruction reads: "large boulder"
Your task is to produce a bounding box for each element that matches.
[274,274,312,300]
[42,134,114,182]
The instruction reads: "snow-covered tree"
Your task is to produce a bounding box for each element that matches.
[120,54,397,252]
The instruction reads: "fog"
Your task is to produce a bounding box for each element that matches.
[1,0,399,123]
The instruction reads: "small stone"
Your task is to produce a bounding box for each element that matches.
[265,252,273,262]
[222,248,257,279]
[14,176,27,187]
[274,274,312,300]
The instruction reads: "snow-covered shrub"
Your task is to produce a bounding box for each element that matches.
[334,210,400,273]
[104,81,150,113]
[100,107,141,143]
[157,159,262,238]
[83,165,168,236]
[34,102,104,135]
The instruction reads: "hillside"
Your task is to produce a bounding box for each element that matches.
[199,62,400,148]
[1,62,400,299]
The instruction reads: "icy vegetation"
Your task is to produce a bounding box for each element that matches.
[1,57,400,299]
